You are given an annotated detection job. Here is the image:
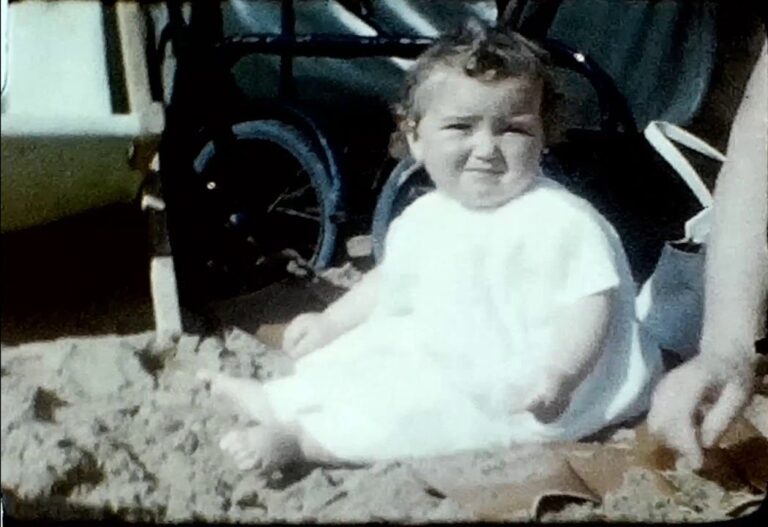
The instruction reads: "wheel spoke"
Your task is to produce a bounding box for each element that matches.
[266,182,313,213]
[183,121,338,302]
[272,207,321,222]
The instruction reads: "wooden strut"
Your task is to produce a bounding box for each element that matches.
[142,154,183,351]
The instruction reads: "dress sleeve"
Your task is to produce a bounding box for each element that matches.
[554,209,622,305]
[381,193,430,264]
[381,213,407,264]
[375,200,424,316]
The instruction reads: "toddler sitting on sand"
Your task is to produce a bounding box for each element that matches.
[199,24,663,471]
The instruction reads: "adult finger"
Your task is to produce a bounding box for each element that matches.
[647,371,685,434]
[665,412,705,470]
[648,367,708,469]
[650,381,704,469]
[700,379,752,448]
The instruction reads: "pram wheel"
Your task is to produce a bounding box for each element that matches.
[174,119,340,304]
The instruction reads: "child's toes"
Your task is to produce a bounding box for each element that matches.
[230,439,259,468]
[219,426,299,472]
[196,369,217,383]
[234,450,263,471]
[219,430,240,452]
[220,429,264,470]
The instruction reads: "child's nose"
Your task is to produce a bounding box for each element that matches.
[471,129,499,159]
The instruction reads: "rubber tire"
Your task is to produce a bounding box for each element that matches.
[191,119,341,270]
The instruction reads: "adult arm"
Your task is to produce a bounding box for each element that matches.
[648,42,768,469]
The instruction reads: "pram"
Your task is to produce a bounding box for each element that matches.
[152,0,721,315]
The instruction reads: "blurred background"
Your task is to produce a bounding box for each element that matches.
[1,0,764,344]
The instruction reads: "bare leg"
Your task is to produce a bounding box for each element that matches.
[219,421,344,471]
[197,370,276,424]
[198,370,345,470]
[219,426,302,471]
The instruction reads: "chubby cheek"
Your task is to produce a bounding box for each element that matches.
[425,139,469,179]
[503,141,542,175]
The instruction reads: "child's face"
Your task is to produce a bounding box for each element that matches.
[407,68,544,209]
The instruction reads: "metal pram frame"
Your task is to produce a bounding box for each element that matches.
[151,0,637,314]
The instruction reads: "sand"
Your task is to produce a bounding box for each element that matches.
[1,328,766,523]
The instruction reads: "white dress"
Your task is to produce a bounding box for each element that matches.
[264,176,663,462]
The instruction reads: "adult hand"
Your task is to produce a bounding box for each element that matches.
[647,347,755,469]
[282,312,340,359]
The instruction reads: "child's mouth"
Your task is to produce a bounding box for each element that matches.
[466,169,504,182]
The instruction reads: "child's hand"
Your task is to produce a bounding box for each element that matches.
[515,291,612,422]
[281,268,379,360]
[508,371,575,423]
[282,312,340,359]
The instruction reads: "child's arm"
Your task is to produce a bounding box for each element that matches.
[283,268,381,358]
[522,290,614,422]
[323,267,382,332]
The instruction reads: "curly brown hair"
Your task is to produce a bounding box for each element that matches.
[390,21,562,158]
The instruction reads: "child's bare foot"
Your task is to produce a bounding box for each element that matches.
[220,425,302,471]
[198,370,341,469]
[197,370,276,423]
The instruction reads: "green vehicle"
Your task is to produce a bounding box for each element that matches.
[1,0,162,233]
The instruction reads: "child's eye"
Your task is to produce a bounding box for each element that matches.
[444,123,472,131]
[503,126,532,136]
